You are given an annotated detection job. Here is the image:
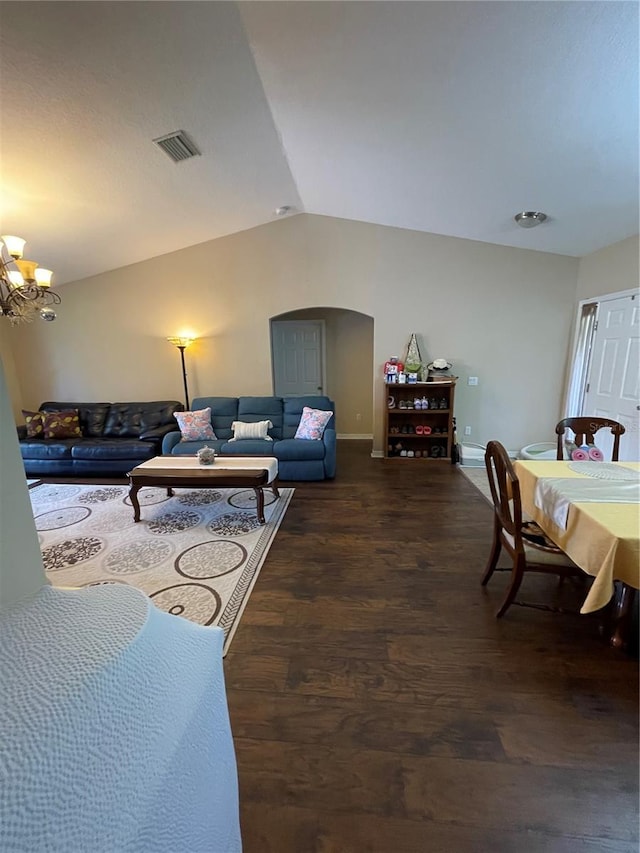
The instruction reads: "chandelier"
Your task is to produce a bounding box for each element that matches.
[0,235,60,324]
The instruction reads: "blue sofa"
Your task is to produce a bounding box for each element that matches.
[161,395,336,481]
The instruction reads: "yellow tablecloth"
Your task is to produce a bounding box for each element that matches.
[513,460,640,614]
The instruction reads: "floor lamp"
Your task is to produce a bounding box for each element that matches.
[167,336,195,410]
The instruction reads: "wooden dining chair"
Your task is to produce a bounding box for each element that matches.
[555,417,625,461]
[481,440,583,618]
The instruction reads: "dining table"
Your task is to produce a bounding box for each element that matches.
[513,459,640,648]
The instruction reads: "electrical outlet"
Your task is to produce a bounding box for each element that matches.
[464,426,472,436]
[468,376,479,386]
[356,413,362,421]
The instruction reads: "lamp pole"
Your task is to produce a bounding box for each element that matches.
[177,344,190,410]
[167,336,195,410]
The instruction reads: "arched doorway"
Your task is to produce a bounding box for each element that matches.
[270,306,374,439]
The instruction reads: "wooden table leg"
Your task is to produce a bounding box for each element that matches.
[270,478,280,499]
[610,583,637,652]
[254,487,265,524]
[129,483,142,522]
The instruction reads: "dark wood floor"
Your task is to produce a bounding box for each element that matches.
[224,440,639,853]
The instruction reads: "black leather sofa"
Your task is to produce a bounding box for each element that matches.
[18,400,184,477]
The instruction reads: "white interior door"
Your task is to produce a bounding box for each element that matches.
[271,320,325,397]
[582,293,639,461]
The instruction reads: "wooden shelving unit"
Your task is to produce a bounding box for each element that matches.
[384,379,457,461]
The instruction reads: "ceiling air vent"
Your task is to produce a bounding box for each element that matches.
[152,131,200,163]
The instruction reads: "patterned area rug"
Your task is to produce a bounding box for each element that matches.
[459,466,534,522]
[458,465,492,504]
[29,483,293,655]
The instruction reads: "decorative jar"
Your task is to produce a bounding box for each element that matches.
[197,446,217,466]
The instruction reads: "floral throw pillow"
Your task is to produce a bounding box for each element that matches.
[174,407,217,442]
[294,407,333,440]
[23,410,45,438]
[42,410,83,439]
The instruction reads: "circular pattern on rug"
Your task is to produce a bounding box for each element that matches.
[34,505,91,531]
[228,489,278,510]
[30,485,82,505]
[78,487,127,504]
[123,488,171,507]
[175,540,247,579]
[207,511,260,536]
[104,539,175,575]
[150,583,221,625]
[177,490,224,507]
[84,506,138,534]
[147,510,202,535]
[42,537,104,571]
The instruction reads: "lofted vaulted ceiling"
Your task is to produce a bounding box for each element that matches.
[0,1,637,286]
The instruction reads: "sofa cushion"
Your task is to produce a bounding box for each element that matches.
[237,397,283,440]
[20,439,75,460]
[103,402,182,438]
[42,409,83,440]
[219,439,277,456]
[273,438,327,461]
[190,397,239,440]
[70,439,157,461]
[40,402,111,438]
[23,410,45,438]
[168,438,227,456]
[294,406,334,440]
[174,408,217,442]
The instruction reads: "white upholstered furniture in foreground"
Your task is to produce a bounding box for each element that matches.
[0,584,241,852]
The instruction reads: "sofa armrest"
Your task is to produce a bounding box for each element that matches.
[322,428,336,479]
[140,423,179,445]
[16,424,27,440]
[162,431,183,454]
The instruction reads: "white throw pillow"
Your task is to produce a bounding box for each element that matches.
[228,420,273,441]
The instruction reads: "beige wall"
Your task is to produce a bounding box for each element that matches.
[0,326,24,420]
[576,235,639,301]
[7,213,580,453]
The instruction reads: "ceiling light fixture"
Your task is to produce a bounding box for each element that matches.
[275,206,292,216]
[0,235,60,324]
[514,211,548,228]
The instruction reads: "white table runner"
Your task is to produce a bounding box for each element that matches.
[534,477,640,529]
[135,455,278,482]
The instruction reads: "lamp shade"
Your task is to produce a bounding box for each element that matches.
[34,268,53,287]
[15,259,38,282]
[1,235,26,259]
[167,336,195,348]
[7,270,24,289]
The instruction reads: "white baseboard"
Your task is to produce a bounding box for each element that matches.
[337,433,373,440]
[371,450,384,458]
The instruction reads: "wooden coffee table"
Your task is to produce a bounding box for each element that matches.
[127,456,279,524]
